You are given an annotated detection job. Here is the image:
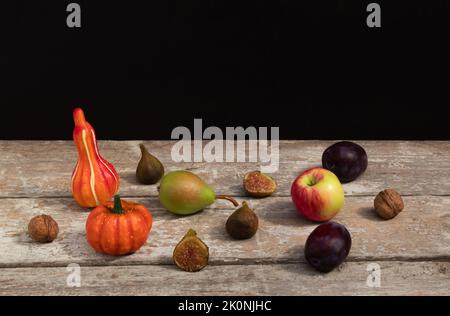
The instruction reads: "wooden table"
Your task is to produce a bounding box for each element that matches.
[0,141,449,295]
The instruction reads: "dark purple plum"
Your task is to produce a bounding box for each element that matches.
[322,141,368,183]
[304,222,351,273]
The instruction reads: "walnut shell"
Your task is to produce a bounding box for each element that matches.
[374,189,404,220]
[28,215,59,243]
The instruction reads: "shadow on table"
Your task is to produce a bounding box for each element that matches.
[261,198,317,228]
[119,171,140,186]
[356,207,383,222]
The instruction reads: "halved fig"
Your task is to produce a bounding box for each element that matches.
[173,229,209,272]
[243,171,277,198]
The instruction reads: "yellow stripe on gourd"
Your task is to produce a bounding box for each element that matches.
[90,130,118,194]
[82,130,99,205]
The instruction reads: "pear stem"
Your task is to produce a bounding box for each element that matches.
[215,195,239,207]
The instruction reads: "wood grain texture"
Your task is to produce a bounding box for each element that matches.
[0,261,448,296]
[1,141,450,198]
[1,196,448,267]
[1,140,449,296]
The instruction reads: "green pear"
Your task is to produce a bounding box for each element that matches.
[159,170,238,215]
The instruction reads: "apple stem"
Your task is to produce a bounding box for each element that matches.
[216,195,239,207]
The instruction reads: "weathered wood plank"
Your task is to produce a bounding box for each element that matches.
[1,196,448,267]
[0,261,448,295]
[0,141,450,198]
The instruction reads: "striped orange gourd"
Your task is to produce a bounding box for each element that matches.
[71,108,119,208]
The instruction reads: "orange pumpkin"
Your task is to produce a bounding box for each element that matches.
[72,108,119,208]
[86,195,152,255]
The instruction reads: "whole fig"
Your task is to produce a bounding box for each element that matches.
[136,144,164,184]
[226,202,258,240]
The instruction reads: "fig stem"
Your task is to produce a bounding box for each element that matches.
[139,143,147,154]
[215,195,239,207]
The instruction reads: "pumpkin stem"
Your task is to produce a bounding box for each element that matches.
[112,195,124,214]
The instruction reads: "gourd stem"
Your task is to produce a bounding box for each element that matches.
[112,195,124,214]
[73,108,87,126]
[215,195,239,207]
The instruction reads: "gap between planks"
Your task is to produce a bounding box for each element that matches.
[2,193,450,199]
[0,257,449,270]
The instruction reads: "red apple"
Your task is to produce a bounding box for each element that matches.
[291,167,345,221]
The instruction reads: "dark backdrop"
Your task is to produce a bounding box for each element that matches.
[1,0,450,140]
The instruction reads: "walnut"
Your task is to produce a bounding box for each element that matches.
[28,215,59,243]
[374,189,404,220]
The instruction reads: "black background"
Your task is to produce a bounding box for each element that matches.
[0,296,440,313]
[1,0,450,140]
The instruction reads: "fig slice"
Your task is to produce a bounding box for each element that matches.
[243,171,277,198]
[173,229,209,272]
